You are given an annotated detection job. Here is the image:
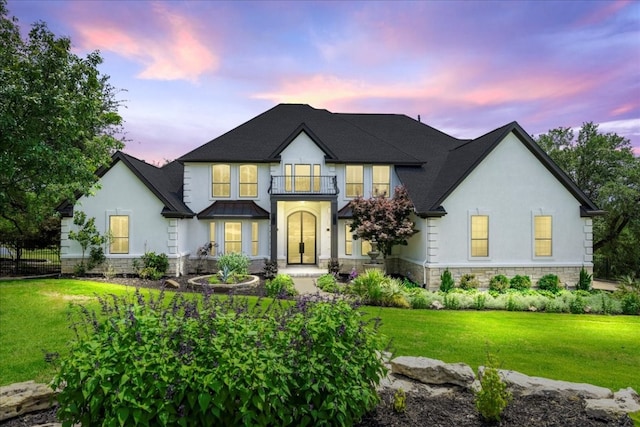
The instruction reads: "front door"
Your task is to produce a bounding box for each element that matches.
[287,211,316,264]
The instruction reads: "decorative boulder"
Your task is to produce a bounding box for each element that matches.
[391,356,475,388]
[0,381,56,421]
[164,279,180,289]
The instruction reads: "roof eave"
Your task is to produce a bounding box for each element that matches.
[580,206,606,217]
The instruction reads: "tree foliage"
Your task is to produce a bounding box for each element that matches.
[536,122,640,278]
[349,185,417,257]
[0,1,124,237]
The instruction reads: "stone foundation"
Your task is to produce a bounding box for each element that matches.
[423,265,590,291]
[61,255,190,277]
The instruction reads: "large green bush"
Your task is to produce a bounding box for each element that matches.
[489,275,510,293]
[509,275,531,291]
[134,252,169,280]
[459,274,480,290]
[316,273,342,293]
[537,274,562,294]
[53,291,387,426]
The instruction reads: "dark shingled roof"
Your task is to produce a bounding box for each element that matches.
[65,104,600,220]
[197,200,269,219]
[62,152,194,218]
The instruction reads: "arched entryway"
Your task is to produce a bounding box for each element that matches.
[287,211,316,264]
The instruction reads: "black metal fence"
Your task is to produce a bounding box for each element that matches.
[0,240,61,277]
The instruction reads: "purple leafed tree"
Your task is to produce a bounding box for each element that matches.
[348,185,417,257]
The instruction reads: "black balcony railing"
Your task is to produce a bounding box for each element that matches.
[269,175,338,195]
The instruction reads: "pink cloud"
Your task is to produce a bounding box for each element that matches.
[73,3,218,82]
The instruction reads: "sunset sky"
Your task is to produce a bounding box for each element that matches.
[7,0,640,163]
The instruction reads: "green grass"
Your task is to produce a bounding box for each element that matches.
[1,279,639,394]
[367,307,640,392]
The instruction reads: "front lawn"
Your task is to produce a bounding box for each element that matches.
[1,278,638,393]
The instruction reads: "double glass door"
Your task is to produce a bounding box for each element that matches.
[287,211,316,264]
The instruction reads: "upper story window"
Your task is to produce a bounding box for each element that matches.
[294,164,311,192]
[109,215,129,254]
[534,215,553,257]
[372,165,390,196]
[346,165,363,197]
[212,164,230,198]
[239,164,258,197]
[470,215,489,257]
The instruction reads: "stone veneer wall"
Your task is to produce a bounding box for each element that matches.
[386,258,590,290]
[61,255,190,277]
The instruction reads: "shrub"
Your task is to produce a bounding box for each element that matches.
[489,275,510,293]
[136,252,169,280]
[350,269,388,302]
[474,293,487,310]
[380,279,411,308]
[393,388,406,413]
[316,273,341,293]
[509,275,531,291]
[537,274,562,294]
[459,274,480,290]
[615,275,640,315]
[262,259,278,281]
[265,273,297,298]
[401,277,420,289]
[53,291,387,426]
[576,267,592,291]
[217,252,249,276]
[407,288,429,309]
[475,353,512,422]
[621,293,640,315]
[440,269,455,293]
[443,293,460,310]
[570,295,586,314]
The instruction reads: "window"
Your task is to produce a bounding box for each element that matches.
[361,239,372,255]
[209,222,216,247]
[470,215,489,257]
[372,165,390,196]
[534,215,553,257]
[251,222,258,256]
[212,164,230,197]
[313,164,321,192]
[224,222,242,253]
[345,224,353,255]
[239,164,258,197]
[346,165,363,197]
[294,164,311,192]
[109,215,129,254]
[285,164,292,192]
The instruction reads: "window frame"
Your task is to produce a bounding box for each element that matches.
[345,165,364,197]
[224,221,242,254]
[372,165,390,196]
[533,214,553,258]
[109,215,129,254]
[469,214,490,259]
[239,164,258,198]
[212,164,231,198]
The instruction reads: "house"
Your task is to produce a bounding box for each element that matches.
[59,104,602,288]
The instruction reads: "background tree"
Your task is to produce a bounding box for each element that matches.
[536,123,640,278]
[349,185,417,257]
[0,1,124,240]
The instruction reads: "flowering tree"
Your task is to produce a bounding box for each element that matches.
[349,185,417,257]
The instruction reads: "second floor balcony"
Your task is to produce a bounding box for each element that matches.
[269,175,338,196]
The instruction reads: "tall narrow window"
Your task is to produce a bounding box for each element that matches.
[470,215,489,257]
[212,164,231,197]
[239,164,258,197]
[251,222,258,256]
[109,215,129,254]
[294,164,311,192]
[285,164,292,192]
[313,164,321,192]
[345,223,353,255]
[224,222,242,253]
[372,165,390,196]
[361,239,372,256]
[534,215,553,257]
[209,222,216,248]
[346,165,363,197]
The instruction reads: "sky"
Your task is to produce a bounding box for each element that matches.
[6,0,640,163]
